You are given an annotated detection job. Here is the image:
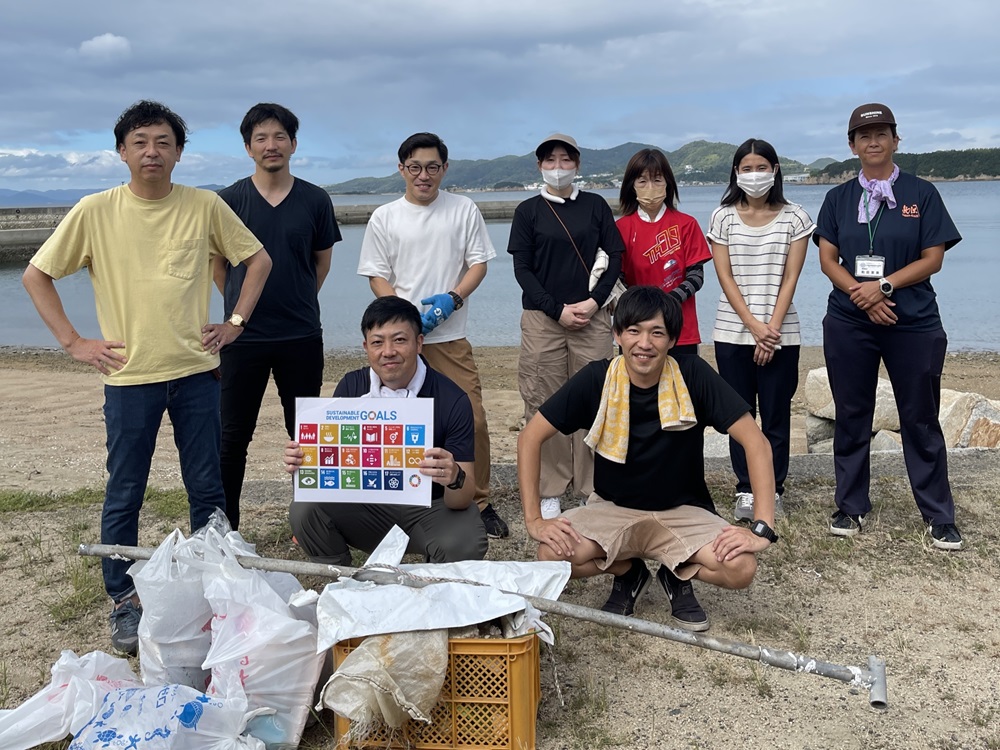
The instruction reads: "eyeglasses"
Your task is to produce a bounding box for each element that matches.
[402,162,443,176]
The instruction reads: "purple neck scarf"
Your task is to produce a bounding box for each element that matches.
[857,164,899,223]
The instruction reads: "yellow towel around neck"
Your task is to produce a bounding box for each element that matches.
[584,354,696,464]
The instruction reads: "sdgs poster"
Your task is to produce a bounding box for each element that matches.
[292,397,434,506]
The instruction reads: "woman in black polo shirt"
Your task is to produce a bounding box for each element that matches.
[508,134,625,520]
[813,103,963,550]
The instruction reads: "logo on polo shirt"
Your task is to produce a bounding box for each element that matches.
[901,204,920,218]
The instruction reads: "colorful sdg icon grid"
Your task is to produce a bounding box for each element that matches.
[296,421,427,493]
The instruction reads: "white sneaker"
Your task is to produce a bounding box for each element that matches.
[540,497,562,519]
[774,492,784,516]
[734,492,754,521]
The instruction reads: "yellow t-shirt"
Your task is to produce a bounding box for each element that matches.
[30,184,262,385]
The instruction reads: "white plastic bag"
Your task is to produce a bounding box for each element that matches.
[203,558,324,749]
[132,530,215,690]
[0,650,141,750]
[69,681,265,750]
[319,630,449,733]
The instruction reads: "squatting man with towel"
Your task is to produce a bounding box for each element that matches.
[517,286,778,630]
[284,296,488,565]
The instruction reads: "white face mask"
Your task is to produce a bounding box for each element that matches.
[541,167,577,190]
[736,171,775,199]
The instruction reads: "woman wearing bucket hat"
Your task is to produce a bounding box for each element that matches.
[508,134,624,521]
[813,103,963,550]
[708,138,815,524]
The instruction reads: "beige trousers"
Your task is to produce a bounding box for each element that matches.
[518,308,613,499]
[422,338,491,509]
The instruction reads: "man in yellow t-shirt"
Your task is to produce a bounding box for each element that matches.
[22,100,272,656]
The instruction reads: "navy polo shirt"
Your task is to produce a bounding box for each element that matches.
[813,171,961,331]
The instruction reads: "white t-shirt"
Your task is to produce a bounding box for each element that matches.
[357,191,497,344]
[707,202,815,346]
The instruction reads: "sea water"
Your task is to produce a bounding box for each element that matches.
[1,182,996,351]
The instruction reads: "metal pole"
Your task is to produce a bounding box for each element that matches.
[80,543,888,708]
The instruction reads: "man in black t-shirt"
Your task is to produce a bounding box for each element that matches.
[518,286,778,631]
[284,297,487,565]
[215,103,342,530]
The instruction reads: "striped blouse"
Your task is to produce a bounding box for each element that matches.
[707,202,815,346]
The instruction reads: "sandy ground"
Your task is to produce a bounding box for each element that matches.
[1,345,999,749]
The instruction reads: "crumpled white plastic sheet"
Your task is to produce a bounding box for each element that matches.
[315,526,571,651]
[318,629,450,730]
[0,650,142,750]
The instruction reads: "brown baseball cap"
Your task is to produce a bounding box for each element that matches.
[536,133,580,159]
[848,103,896,134]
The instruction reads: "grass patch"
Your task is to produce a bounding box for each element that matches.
[47,557,104,623]
[0,488,104,513]
[141,488,191,520]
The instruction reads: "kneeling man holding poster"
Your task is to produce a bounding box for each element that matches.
[285,297,487,564]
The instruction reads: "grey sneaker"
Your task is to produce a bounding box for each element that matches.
[109,599,142,656]
[929,523,963,551]
[830,510,866,537]
[734,492,754,521]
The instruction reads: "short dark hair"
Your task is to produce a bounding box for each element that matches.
[114,100,188,150]
[239,102,299,144]
[848,124,899,144]
[612,286,683,342]
[536,139,581,165]
[720,138,787,208]
[360,296,423,339]
[619,148,679,215]
[398,132,448,164]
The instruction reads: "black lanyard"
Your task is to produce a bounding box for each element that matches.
[862,188,885,254]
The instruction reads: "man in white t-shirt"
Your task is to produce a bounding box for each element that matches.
[357,132,507,538]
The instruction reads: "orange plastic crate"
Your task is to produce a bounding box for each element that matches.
[332,633,540,750]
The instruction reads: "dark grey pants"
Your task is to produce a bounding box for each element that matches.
[289,496,488,565]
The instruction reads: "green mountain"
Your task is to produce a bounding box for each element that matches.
[818,148,1000,180]
[324,141,812,193]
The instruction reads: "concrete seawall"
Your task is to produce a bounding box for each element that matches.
[0,198,536,263]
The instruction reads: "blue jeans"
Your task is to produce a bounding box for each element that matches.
[101,370,225,601]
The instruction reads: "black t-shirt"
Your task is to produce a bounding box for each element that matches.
[539,355,749,512]
[219,177,341,343]
[507,192,625,319]
[334,362,475,501]
[813,171,961,331]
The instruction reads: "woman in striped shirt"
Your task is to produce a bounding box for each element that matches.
[707,138,815,522]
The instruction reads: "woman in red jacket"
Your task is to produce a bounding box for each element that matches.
[617,149,712,354]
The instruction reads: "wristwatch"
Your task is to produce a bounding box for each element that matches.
[878,278,894,297]
[448,291,464,310]
[446,465,466,490]
[751,520,779,544]
[227,313,247,328]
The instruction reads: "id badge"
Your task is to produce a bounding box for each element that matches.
[855,254,885,278]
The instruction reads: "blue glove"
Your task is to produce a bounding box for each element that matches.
[420,309,440,335]
[420,293,455,333]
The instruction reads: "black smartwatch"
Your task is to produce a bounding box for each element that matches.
[879,277,894,297]
[448,291,464,310]
[446,465,466,490]
[751,520,779,544]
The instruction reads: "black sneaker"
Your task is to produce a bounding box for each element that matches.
[929,522,963,551]
[600,558,651,617]
[109,598,142,656]
[480,504,509,539]
[656,565,709,632]
[829,510,866,537]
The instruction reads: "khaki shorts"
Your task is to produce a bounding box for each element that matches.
[563,493,729,581]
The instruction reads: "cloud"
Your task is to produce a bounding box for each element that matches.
[2,0,1000,189]
[77,33,131,63]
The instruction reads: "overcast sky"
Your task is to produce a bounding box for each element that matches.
[2,0,997,191]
